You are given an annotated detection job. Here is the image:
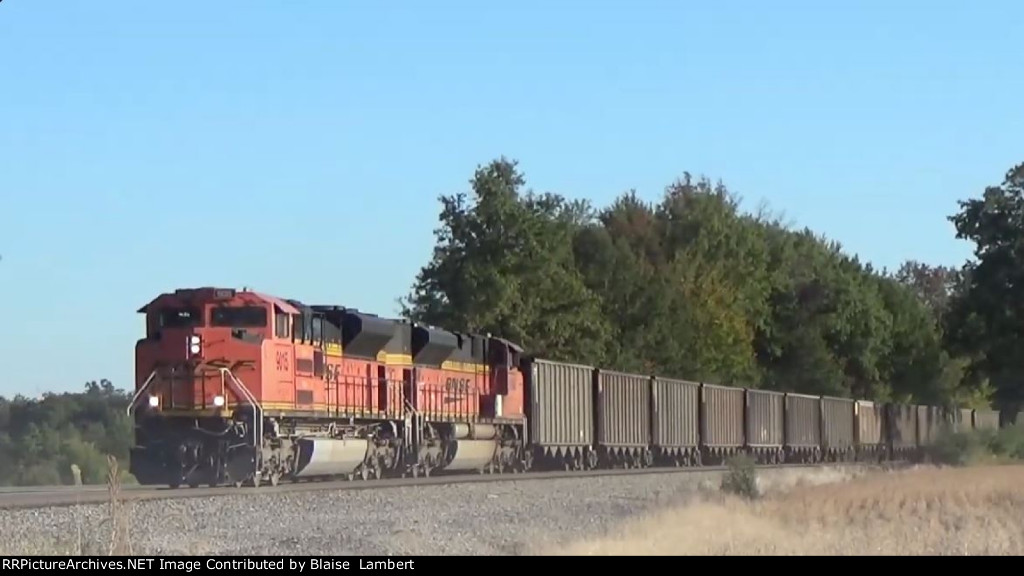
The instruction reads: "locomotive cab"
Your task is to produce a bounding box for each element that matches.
[128,287,299,487]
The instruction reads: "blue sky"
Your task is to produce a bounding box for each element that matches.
[1,1,1021,397]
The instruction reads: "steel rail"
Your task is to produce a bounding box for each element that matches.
[0,461,889,511]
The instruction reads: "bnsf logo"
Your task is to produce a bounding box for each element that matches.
[444,377,471,393]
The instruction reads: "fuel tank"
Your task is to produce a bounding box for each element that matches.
[443,440,498,472]
[452,423,498,440]
[292,437,369,478]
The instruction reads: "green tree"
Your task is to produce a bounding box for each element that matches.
[0,380,133,486]
[401,155,979,410]
[893,260,961,320]
[946,161,1024,412]
[401,157,611,364]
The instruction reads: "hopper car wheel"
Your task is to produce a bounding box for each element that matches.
[269,473,280,487]
[373,466,382,480]
[360,467,369,481]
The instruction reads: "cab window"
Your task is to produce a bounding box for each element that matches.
[210,306,267,327]
[158,307,203,328]
[274,313,290,338]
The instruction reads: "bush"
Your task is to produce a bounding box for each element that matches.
[930,424,1024,466]
[931,429,986,466]
[987,424,1024,459]
[721,454,759,499]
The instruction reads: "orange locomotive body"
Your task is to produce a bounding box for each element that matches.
[128,287,527,488]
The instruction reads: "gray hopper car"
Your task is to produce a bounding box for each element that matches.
[784,393,822,463]
[524,358,596,470]
[950,408,973,434]
[855,400,886,461]
[888,404,918,457]
[974,409,1000,431]
[593,369,652,468]
[746,389,785,463]
[651,377,701,466]
[916,405,944,448]
[821,396,856,461]
[700,383,745,463]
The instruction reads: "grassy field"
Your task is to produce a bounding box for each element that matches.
[548,463,1024,555]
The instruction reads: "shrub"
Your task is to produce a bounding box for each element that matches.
[987,424,1024,460]
[929,424,1024,467]
[931,429,986,466]
[721,454,759,499]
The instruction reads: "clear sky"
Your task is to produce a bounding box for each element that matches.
[1,1,1021,398]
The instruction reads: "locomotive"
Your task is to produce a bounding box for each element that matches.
[126,287,1004,489]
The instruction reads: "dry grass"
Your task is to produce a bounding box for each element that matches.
[15,456,138,556]
[548,465,1024,556]
[103,455,134,555]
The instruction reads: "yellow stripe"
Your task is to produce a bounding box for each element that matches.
[378,352,412,365]
[441,361,487,374]
[376,353,487,374]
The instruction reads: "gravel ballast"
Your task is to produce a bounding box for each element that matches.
[0,466,861,556]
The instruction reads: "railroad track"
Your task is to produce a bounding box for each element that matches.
[0,461,879,511]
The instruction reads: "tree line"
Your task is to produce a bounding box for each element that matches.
[2,158,1022,486]
[0,380,133,486]
[402,157,1024,414]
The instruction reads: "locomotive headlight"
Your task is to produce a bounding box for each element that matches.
[188,335,201,355]
[213,395,225,407]
[148,395,160,407]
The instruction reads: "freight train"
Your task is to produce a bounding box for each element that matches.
[127,287,1006,488]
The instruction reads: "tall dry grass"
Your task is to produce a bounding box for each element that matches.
[10,456,138,556]
[548,465,1024,555]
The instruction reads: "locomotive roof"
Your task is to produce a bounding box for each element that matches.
[137,287,300,315]
[138,287,524,351]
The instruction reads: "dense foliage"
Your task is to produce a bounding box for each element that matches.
[402,157,1024,412]
[4,158,1023,486]
[0,380,133,486]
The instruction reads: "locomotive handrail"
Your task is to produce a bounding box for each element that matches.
[217,367,263,454]
[126,370,159,417]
